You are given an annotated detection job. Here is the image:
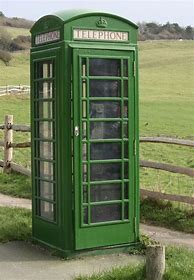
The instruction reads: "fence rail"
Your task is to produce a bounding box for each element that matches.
[0,85,30,96]
[0,115,194,205]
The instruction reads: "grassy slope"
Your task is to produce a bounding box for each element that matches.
[0,26,30,38]
[139,40,194,195]
[0,51,30,85]
[0,40,194,196]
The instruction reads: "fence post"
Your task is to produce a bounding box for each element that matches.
[3,115,13,173]
[146,245,165,280]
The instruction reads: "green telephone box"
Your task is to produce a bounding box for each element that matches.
[30,10,139,256]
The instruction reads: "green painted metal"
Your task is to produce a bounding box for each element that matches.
[30,9,139,257]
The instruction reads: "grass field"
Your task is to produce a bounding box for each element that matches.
[0,40,194,196]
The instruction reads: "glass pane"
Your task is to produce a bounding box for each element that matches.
[89,58,121,76]
[123,60,128,77]
[82,80,87,98]
[124,80,128,97]
[82,58,86,76]
[124,142,128,158]
[124,183,128,199]
[90,101,121,118]
[82,122,87,139]
[39,121,53,139]
[90,163,121,181]
[39,101,53,119]
[91,143,121,160]
[124,122,128,138]
[90,80,120,97]
[40,181,54,200]
[124,162,128,179]
[82,101,87,118]
[39,161,53,180]
[83,163,87,182]
[82,143,87,161]
[91,204,121,223]
[124,203,129,219]
[37,61,53,79]
[40,201,54,220]
[39,142,53,160]
[83,206,88,224]
[83,185,88,203]
[90,121,121,139]
[91,184,121,202]
[123,101,128,118]
[38,81,53,99]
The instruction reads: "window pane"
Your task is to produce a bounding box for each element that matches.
[83,163,87,182]
[124,80,128,97]
[83,185,88,203]
[89,80,120,97]
[91,204,122,223]
[40,201,54,220]
[82,121,87,139]
[39,161,53,180]
[40,181,54,200]
[39,121,53,139]
[124,203,129,220]
[90,121,121,139]
[89,58,121,76]
[38,101,53,119]
[90,184,121,202]
[83,206,88,224]
[39,142,53,160]
[124,142,128,158]
[82,143,87,161]
[90,101,121,118]
[123,101,128,118]
[90,163,121,181]
[37,61,53,79]
[123,59,128,77]
[91,143,121,160]
[38,81,53,99]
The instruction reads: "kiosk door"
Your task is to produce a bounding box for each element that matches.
[73,48,136,250]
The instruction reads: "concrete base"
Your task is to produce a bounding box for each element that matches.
[0,241,144,280]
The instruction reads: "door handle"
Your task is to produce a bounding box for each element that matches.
[74,126,79,137]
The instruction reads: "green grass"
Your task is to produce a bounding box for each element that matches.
[75,247,194,280]
[0,94,31,167]
[0,51,30,85]
[0,40,194,212]
[0,172,31,198]
[141,198,194,234]
[0,206,31,242]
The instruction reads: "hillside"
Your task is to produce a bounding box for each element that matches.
[0,39,194,196]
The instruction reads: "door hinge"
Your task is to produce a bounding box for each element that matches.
[133,61,136,77]
[133,139,137,156]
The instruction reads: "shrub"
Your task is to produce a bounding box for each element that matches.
[0,49,12,65]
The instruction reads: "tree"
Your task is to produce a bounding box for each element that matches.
[185,26,193,39]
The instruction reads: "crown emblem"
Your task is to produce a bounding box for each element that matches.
[96,17,107,28]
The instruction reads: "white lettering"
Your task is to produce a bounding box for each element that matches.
[35,30,60,45]
[73,29,129,42]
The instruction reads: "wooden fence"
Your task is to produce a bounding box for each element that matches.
[0,115,194,205]
[0,85,30,96]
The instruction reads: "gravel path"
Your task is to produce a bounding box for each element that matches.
[0,193,31,209]
[1,193,194,249]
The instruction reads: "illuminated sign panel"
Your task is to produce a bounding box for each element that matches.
[73,29,129,42]
[35,30,60,45]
